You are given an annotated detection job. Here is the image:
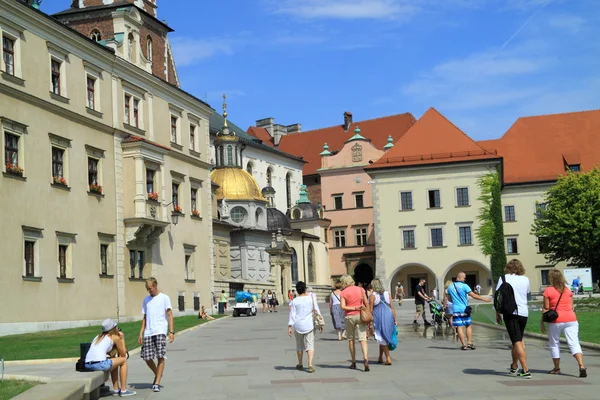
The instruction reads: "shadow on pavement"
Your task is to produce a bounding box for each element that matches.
[129,383,155,389]
[462,368,508,376]
[274,366,302,371]
[427,346,460,351]
[316,364,352,369]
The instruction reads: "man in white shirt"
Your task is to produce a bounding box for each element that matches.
[138,277,174,392]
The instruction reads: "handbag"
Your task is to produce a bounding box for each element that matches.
[388,325,398,351]
[312,295,325,329]
[453,283,472,316]
[360,291,373,324]
[543,288,564,322]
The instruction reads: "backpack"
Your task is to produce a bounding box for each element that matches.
[494,274,518,315]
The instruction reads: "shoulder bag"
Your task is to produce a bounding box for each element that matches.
[542,288,564,323]
[453,283,472,316]
[312,295,325,329]
[360,290,373,324]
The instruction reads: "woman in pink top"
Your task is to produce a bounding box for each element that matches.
[340,274,370,372]
[540,269,586,377]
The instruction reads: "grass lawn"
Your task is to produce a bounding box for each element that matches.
[0,315,224,361]
[471,304,600,344]
[0,380,39,400]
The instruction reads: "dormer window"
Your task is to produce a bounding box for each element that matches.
[90,30,101,42]
[147,36,153,61]
[568,164,581,172]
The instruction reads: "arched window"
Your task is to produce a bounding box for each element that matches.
[234,145,239,166]
[146,36,153,61]
[218,146,224,167]
[286,172,292,209]
[255,208,263,225]
[291,248,298,283]
[292,209,301,220]
[127,33,134,60]
[307,244,315,283]
[227,145,233,166]
[90,30,101,42]
[246,162,253,176]
[266,168,273,187]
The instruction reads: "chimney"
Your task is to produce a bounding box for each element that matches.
[286,124,302,134]
[343,111,353,131]
[272,124,287,146]
[256,117,274,137]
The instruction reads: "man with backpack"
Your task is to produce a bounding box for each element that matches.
[495,259,531,379]
[446,272,491,350]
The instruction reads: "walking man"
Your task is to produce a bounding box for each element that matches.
[138,277,174,393]
[395,282,405,306]
[447,272,490,350]
[413,279,431,326]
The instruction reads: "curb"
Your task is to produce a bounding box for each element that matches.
[472,321,600,351]
[4,316,230,366]
[2,374,52,383]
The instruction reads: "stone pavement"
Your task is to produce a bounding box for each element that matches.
[6,302,599,399]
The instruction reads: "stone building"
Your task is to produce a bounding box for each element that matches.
[0,0,212,335]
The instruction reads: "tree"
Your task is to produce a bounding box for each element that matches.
[532,166,600,279]
[476,170,507,282]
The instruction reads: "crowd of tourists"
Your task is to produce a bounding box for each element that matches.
[288,259,588,379]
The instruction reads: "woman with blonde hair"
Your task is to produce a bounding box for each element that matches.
[85,319,136,396]
[340,274,370,371]
[541,269,587,377]
[369,279,397,365]
[330,281,346,340]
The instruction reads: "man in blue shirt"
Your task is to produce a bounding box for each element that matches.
[572,276,581,295]
[446,272,490,350]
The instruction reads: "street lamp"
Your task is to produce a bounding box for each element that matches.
[164,201,180,226]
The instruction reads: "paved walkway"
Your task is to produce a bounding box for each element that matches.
[7,302,599,399]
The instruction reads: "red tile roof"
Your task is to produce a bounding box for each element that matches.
[122,135,171,151]
[486,109,600,185]
[248,113,416,176]
[367,108,499,170]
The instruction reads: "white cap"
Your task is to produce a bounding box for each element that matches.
[101,318,117,333]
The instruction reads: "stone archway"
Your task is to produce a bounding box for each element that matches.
[353,263,374,286]
[442,260,492,295]
[389,263,437,298]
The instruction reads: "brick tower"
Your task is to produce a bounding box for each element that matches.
[54,0,179,87]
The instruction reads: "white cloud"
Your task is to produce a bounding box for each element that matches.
[170,38,234,66]
[269,0,417,19]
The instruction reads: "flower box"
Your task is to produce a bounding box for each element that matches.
[173,205,183,213]
[147,192,159,201]
[192,209,200,217]
[53,176,68,186]
[5,162,23,176]
[89,184,103,194]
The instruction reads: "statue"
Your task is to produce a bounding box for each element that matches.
[221,198,229,219]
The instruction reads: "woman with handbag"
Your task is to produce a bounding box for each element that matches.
[540,269,586,377]
[288,281,323,373]
[340,274,370,372]
[369,279,397,365]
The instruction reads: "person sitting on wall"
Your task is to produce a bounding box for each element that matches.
[198,305,215,321]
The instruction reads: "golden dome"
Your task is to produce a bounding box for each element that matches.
[210,168,266,201]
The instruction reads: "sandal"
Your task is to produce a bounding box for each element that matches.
[307,366,315,373]
[384,360,392,366]
[579,367,587,378]
[349,362,356,370]
[377,358,384,364]
[364,361,370,372]
[296,364,303,371]
[548,368,561,375]
[461,345,468,351]
[468,344,476,350]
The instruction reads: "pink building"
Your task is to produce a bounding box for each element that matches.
[319,127,391,284]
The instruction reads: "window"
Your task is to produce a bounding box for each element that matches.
[403,230,415,249]
[355,227,368,246]
[354,193,364,208]
[147,36,153,61]
[171,116,178,143]
[266,168,272,186]
[90,30,101,42]
[459,226,472,245]
[230,207,247,224]
[307,244,315,283]
[189,125,196,151]
[334,229,346,247]
[172,182,180,209]
[5,132,19,167]
[541,269,550,286]
[191,188,198,213]
[507,237,518,254]
[538,237,550,253]
[536,203,547,220]
[428,190,441,208]
[133,99,139,128]
[51,60,61,95]
[430,228,443,247]
[3,36,15,76]
[504,205,515,222]
[100,244,108,275]
[146,169,155,194]
[286,173,292,210]
[400,191,413,210]
[456,187,469,206]
[185,255,191,280]
[88,157,98,186]
[333,195,343,210]
[58,244,68,279]
[246,162,253,176]
[86,77,96,109]
[129,250,145,279]
[568,164,580,172]
[124,95,131,124]
[127,33,134,61]
[52,147,64,179]
[227,145,233,166]
[24,241,35,277]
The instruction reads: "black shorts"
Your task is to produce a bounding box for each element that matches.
[504,315,528,344]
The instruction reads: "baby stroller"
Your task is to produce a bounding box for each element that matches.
[428,299,450,329]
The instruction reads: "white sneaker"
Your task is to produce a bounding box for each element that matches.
[152,384,160,392]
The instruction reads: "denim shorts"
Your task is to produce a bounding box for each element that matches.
[85,359,112,371]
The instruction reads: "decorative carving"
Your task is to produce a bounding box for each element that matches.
[149,205,157,218]
[352,143,363,162]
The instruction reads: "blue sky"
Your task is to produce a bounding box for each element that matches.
[45,0,600,140]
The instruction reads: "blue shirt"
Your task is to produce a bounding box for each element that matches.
[573,278,580,288]
[447,282,472,314]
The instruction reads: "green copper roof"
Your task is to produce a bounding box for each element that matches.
[320,143,332,156]
[347,126,367,142]
[384,135,394,149]
[297,185,311,204]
